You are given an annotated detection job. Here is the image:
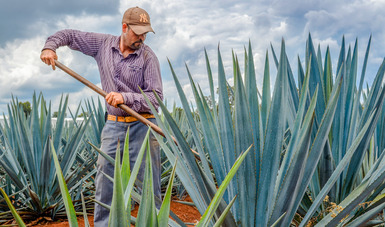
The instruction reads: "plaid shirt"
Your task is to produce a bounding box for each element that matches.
[43,29,163,116]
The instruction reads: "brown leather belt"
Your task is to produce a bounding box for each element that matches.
[107,113,155,123]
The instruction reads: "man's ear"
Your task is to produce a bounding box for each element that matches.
[122,23,129,33]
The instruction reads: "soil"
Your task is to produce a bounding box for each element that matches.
[7,196,201,227]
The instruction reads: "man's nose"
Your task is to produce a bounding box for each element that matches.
[138,34,146,41]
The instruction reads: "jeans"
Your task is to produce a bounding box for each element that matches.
[94,118,161,227]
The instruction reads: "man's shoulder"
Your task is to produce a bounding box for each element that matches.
[140,44,158,59]
[104,34,119,41]
[83,33,119,52]
[96,33,119,44]
[62,29,115,38]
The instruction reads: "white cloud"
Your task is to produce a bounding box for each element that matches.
[0,32,101,114]
[57,13,119,34]
[0,37,58,97]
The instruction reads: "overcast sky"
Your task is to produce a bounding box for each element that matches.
[1,0,385,115]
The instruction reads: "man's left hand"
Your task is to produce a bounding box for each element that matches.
[106,92,124,108]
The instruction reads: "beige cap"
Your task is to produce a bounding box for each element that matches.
[122,7,155,35]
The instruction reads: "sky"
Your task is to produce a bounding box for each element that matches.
[1,0,385,115]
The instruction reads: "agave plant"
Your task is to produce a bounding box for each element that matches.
[140,34,385,226]
[0,93,102,220]
[6,124,248,227]
[159,104,198,199]
[68,97,106,147]
[298,35,385,226]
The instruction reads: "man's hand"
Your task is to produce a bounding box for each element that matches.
[106,92,124,108]
[40,49,58,70]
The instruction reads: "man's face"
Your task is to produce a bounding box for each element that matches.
[126,27,147,50]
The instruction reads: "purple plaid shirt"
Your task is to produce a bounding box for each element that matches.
[43,29,163,116]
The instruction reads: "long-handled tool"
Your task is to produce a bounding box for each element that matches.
[54,60,199,156]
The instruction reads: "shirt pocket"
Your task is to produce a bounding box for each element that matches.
[124,65,143,88]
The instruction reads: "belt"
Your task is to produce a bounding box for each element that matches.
[107,113,155,123]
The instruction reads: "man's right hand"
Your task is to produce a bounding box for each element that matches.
[40,49,58,70]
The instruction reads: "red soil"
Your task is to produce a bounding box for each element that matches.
[7,196,201,226]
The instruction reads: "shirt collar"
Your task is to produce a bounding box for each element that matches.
[112,36,144,57]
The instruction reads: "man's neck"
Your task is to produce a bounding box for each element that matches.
[119,37,135,58]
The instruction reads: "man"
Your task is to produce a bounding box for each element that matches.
[40,7,162,226]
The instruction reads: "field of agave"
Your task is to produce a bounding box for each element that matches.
[1,34,385,226]
[0,94,105,223]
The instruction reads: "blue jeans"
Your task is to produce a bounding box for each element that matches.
[94,118,161,227]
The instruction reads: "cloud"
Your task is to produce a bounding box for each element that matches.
[0,35,101,111]
[126,0,273,92]
[0,0,119,43]
[0,5,122,113]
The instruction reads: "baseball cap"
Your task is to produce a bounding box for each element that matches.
[122,7,155,35]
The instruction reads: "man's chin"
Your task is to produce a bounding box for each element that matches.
[130,43,142,50]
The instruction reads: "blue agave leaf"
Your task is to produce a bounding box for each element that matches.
[187,66,221,184]
[234,53,256,226]
[270,42,299,127]
[15,106,37,190]
[246,41,263,168]
[300,111,375,226]
[39,137,52,202]
[50,139,78,227]
[297,56,306,98]
[108,141,129,227]
[167,59,214,183]
[272,82,318,226]
[317,44,324,80]
[342,59,385,198]
[31,92,42,181]
[288,69,342,222]
[346,198,385,226]
[158,159,177,227]
[155,93,213,206]
[204,48,218,126]
[52,94,68,151]
[270,43,279,68]
[261,50,271,133]
[256,39,288,226]
[61,117,91,175]
[350,36,371,153]
[216,46,239,221]
[275,61,312,194]
[317,161,385,226]
[306,34,327,125]
[323,47,333,103]
[0,188,26,226]
[143,106,208,214]
[336,36,346,80]
[198,145,251,227]
[136,140,157,227]
[271,104,314,226]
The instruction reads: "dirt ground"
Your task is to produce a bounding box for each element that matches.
[8,196,201,227]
